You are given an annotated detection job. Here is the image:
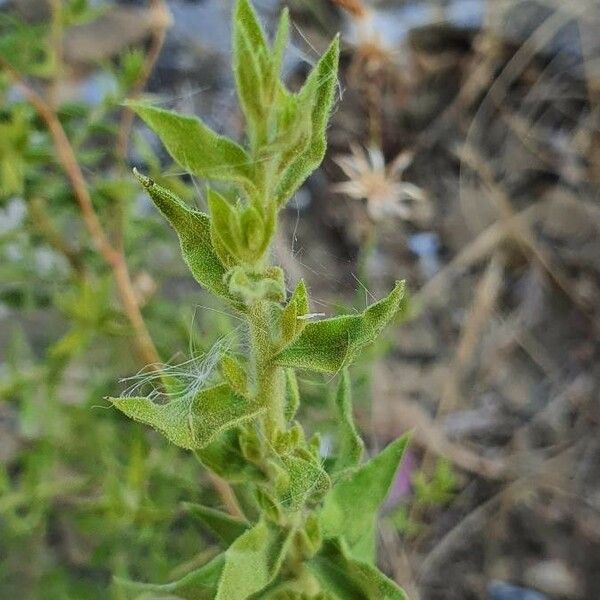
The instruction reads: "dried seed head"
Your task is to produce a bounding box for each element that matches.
[333,144,433,223]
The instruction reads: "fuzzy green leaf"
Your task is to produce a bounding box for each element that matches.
[328,370,364,475]
[274,281,405,373]
[289,279,310,316]
[279,449,331,510]
[110,384,264,451]
[280,299,298,346]
[196,429,265,483]
[280,279,310,346]
[130,102,254,188]
[220,354,248,397]
[133,170,234,303]
[319,435,409,563]
[274,36,339,207]
[228,265,286,305]
[240,204,265,254]
[309,539,408,600]
[185,503,249,546]
[114,553,225,600]
[233,0,270,128]
[284,369,300,422]
[215,518,292,600]
[208,187,242,261]
[271,8,290,85]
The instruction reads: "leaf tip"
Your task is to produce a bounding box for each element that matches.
[394,279,406,296]
[132,167,154,190]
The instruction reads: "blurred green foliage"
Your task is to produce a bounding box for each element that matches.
[389,459,458,538]
[0,2,227,596]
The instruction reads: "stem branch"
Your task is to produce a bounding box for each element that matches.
[0,57,161,368]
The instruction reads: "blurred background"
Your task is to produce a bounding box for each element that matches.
[0,0,599,598]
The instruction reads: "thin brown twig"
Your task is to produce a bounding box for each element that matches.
[408,254,504,530]
[0,56,161,369]
[207,472,245,520]
[418,446,579,582]
[438,253,504,417]
[413,201,541,309]
[371,364,508,481]
[459,145,600,336]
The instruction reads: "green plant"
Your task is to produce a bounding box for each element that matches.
[0,2,224,596]
[109,1,410,598]
[390,458,458,538]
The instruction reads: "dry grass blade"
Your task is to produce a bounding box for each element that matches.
[438,253,505,417]
[459,145,600,336]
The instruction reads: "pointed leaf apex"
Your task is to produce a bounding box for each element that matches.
[132,167,152,188]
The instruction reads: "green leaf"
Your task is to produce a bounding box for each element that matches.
[289,279,310,316]
[270,6,290,95]
[129,102,254,189]
[280,299,298,346]
[274,281,405,373]
[280,452,330,510]
[284,369,300,422]
[280,279,310,345]
[196,429,265,483]
[252,577,325,600]
[309,539,408,600]
[215,518,292,600]
[328,370,364,476]
[274,36,340,207]
[227,265,286,305]
[133,170,234,303]
[220,354,248,397]
[208,187,242,261]
[271,8,290,84]
[319,435,409,563]
[240,204,265,254]
[185,503,249,546]
[114,552,225,600]
[110,384,264,451]
[233,0,270,128]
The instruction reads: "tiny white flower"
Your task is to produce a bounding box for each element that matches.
[333,144,432,223]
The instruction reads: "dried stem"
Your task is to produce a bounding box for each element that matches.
[0,56,161,369]
[206,472,245,520]
[460,145,600,336]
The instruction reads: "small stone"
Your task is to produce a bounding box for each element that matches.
[488,581,549,600]
[524,560,579,599]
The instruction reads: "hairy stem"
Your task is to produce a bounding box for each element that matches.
[249,301,285,437]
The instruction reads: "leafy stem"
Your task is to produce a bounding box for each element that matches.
[248,301,285,436]
[110,2,411,598]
